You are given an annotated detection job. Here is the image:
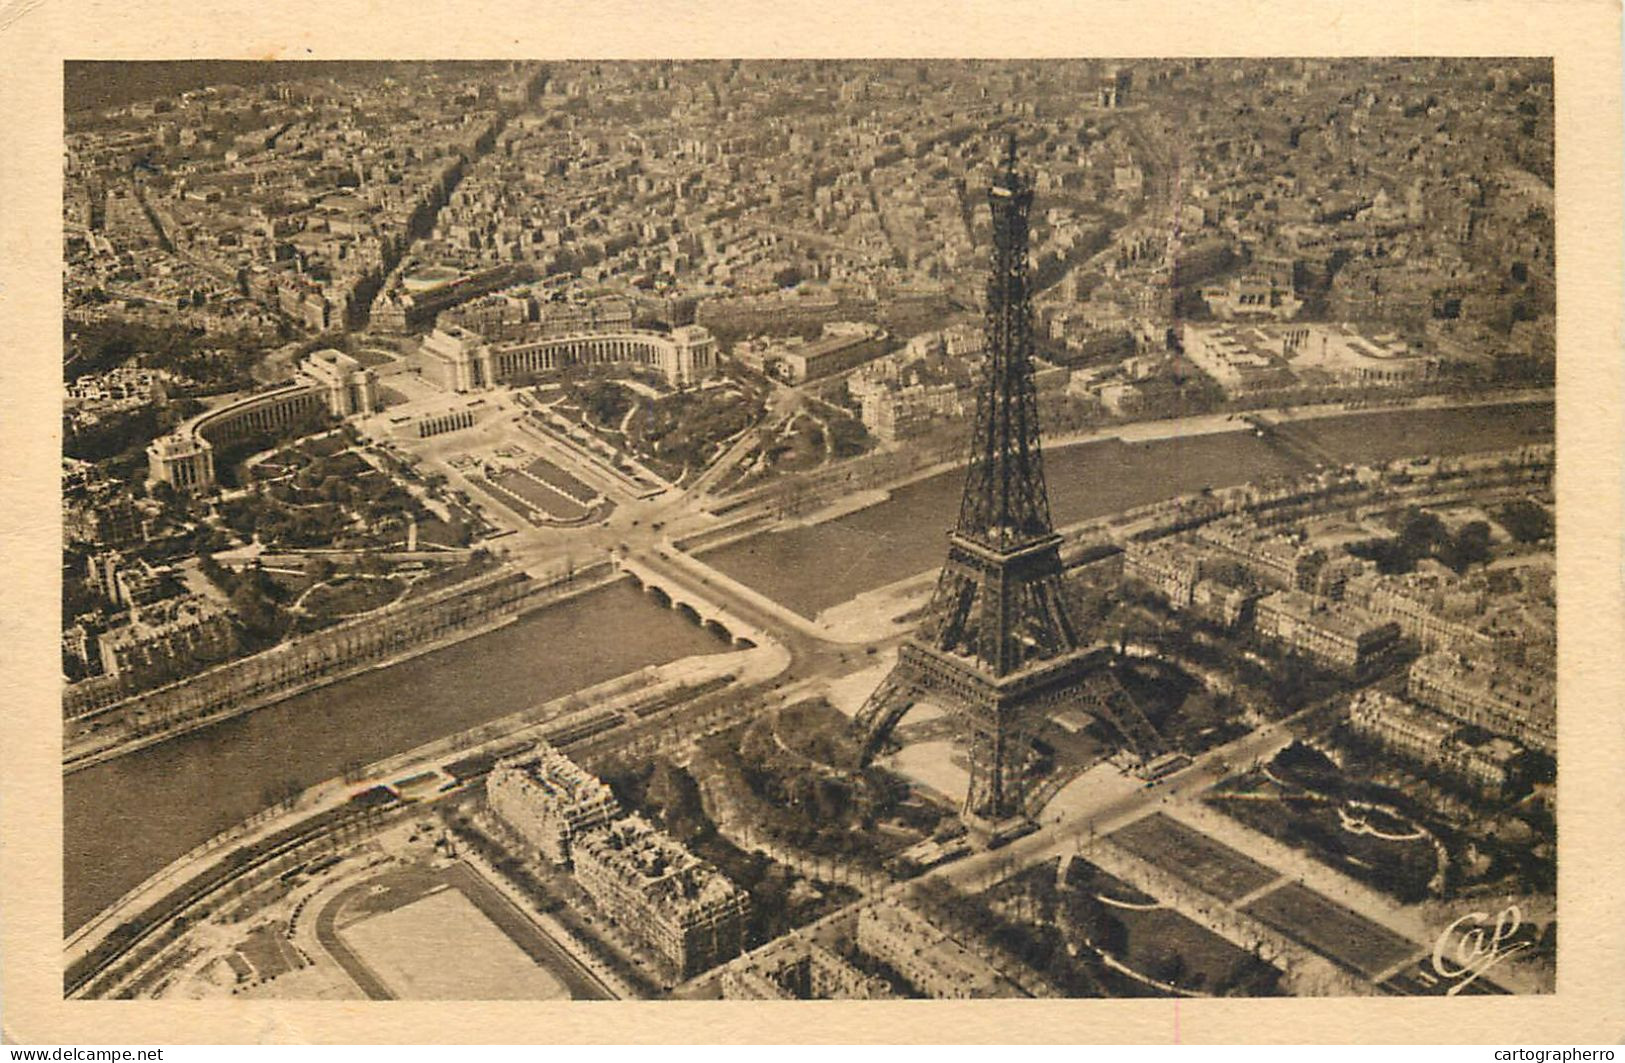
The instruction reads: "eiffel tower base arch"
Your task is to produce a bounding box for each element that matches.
[854,640,1160,838]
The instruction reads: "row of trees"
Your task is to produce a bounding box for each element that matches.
[596,753,850,947]
[910,876,1108,997]
[198,553,291,649]
[631,386,762,480]
[67,317,265,392]
[1346,506,1496,575]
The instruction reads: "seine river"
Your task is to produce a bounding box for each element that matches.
[64,400,1553,931]
[63,580,733,931]
[703,402,1557,618]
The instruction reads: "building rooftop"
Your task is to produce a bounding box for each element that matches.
[575,813,747,919]
[1412,650,1555,726]
[1259,588,1389,640]
[491,744,619,812]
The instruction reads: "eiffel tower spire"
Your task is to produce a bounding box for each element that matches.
[854,136,1162,834]
[956,132,1054,551]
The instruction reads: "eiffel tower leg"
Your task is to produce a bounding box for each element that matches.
[964,725,1002,822]
[852,671,917,767]
[1076,670,1164,762]
[964,714,1027,828]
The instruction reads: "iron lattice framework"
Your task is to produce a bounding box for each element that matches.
[854,137,1161,830]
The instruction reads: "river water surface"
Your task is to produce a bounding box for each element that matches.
[64,401,1553,931]
[64,580,732,930]
[702,403,1555,617]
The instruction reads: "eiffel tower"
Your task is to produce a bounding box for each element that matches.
[853,135,1162,838]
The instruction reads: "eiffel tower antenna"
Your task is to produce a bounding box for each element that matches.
[853,137,1161,840]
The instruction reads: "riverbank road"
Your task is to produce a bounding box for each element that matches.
[65,649,748,977]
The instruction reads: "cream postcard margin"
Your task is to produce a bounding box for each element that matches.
[2,0,1621,1044]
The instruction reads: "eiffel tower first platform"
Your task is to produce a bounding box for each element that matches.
[853,136,1162,842]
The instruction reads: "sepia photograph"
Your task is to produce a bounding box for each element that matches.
[57,56,1559,1003]
[2,0,1622,1047]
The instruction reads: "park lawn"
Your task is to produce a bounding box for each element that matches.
[1108,813,1279,903]
[304,576,406,619]
[299,433,352,459]
[237,921,304,981]
[413,516,472,549]
[522,457,598,504]
[1206,768,1440,904]
[491,469,591,521]
[1243,882,1420,980]
[1064,856,1160,906]
[1111,903,1279,994]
